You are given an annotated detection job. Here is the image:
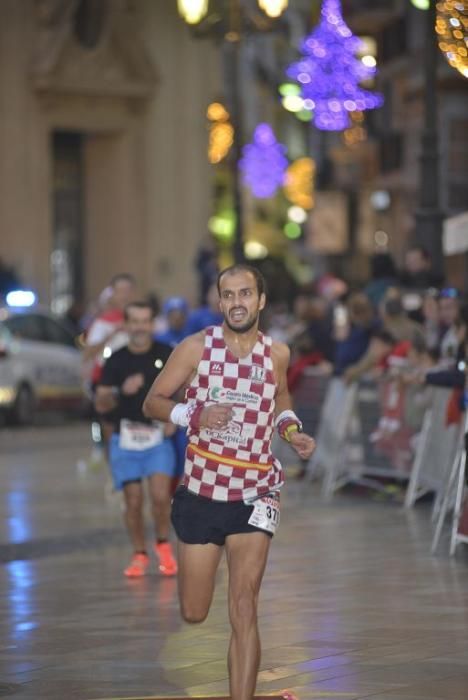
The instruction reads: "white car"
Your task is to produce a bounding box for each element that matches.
[0,306,85,425]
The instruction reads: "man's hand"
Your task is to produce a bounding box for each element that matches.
[199,403,234,430]
[121,373,145,396]
[289,431,316,460]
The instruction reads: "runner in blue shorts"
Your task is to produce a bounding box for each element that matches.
[95,300,178,578]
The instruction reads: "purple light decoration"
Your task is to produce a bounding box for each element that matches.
[239,123,288,198]
[286,0,383,131]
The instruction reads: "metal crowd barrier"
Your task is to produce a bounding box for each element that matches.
[305,375,463,511]
[405,387,462,515]
[432,411,468,556]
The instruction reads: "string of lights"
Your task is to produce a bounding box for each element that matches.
[436,1,468,78]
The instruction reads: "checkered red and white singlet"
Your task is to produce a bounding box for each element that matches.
[183,325,284,502]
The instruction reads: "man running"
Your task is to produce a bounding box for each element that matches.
[143,264,315,699]
[95,301,178,578]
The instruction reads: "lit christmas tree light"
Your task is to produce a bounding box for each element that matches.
[238,123,288,198]
[286,0,383,130]
[436,1,468,79]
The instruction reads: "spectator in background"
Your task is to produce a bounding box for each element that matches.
[307,295,335,363]
[185,283,222,335]
[421,288,441,353]
[438,287,462,364]
[83,273,136,390]
[399,245,444,290]
[343,295,424,384]
[364,253,399,309]
[155,297,190,347]
[381,294,425,346]
[334,292,377,377]
[287,332,326,394]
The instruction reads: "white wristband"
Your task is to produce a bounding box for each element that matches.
[169,403,190,427]
[275,409,301,428]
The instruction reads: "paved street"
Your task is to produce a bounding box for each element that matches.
[1,423,468,700]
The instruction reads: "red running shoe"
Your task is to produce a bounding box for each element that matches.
[124,553,150,578]
[154,541,178,576]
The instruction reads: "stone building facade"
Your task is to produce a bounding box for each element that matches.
[0,0,220,310]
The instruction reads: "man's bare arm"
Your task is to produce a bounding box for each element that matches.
[82,338,110,364]
[94,385,117,414]
[142,334,204,421]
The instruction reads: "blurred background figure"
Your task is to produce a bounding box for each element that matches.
[155,297,190,347]
[438,287,462,364]
[421,288,441,354]
[81,273,136,469]
[334,292,377,377]
[186,283,222,334]
[82,273,136,391]
[364,253,399,309]
[307,295,336,363]
[399,245,444,290]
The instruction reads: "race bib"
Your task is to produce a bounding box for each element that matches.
[248,492,280,535]
[119,420,163,451]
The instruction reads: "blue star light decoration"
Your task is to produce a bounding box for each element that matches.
[239,123,288,198]
[286,0,383,131]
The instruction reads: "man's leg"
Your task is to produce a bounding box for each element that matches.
[148,472,178,575]
[225,532,271,700]
[147,472,172,540]
[177,541,223,623]
[122,480,145,551]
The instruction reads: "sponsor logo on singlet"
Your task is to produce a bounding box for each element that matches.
[209,386,261,407]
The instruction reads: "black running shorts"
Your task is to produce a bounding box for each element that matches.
[171,485,273,546]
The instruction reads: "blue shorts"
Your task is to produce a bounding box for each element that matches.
[109,434,176,491]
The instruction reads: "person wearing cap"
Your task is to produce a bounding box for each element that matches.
[155,297,190,348]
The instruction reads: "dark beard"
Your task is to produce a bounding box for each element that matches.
[224,312,258,334]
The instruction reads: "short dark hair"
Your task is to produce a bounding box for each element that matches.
[124,300,155,321]
[217,264,266,297]
[111,273,136,288]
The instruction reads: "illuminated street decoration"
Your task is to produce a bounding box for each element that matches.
[342,110,367,147]
[239,123,288,198]
[177,0,208,24]
[286,0,383,130]
[436,1,468,78]
[258,0,289,18]
[179,0,288,24]
[207,102,234,164]
[208,210,235,241]
[283,158,315,210]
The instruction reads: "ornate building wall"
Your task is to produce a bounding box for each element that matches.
[0,0,220,307]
